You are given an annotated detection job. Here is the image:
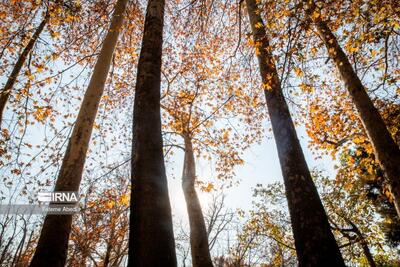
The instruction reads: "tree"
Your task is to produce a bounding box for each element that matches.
[241,174,398,266]
[67,174,129,267]
[29,0,128,265]
[128,0,177,265]
[160,7,262,262]
[306,87,400,247]
[303,0,400,217]
[0,9,49,127]
[181,134,214,267]
[175,193,236,266]
[0,0,80,128]
[244,0,345,265]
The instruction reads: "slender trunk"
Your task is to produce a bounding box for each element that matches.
[245,0,345,265]
[344,217,376,267]
[305,1,400,217]
[0,11,49,127]
[182,135,213,267]
[29,1,128,266]
[359,237,376,267]
[11,225,27,267]
[103,223,115,267]
[127,0,177,265]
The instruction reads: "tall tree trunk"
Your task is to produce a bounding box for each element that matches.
[29,0,128,266]
[127,0,177,265]
[305,1,400,217]
[0,11,49,127]
[245,0,345,265]
[182,134,213,267]
[343,217,376,267]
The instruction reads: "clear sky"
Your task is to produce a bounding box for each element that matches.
[167,124,337,222]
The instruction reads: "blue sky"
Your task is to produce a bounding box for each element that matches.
[167,124,337,221]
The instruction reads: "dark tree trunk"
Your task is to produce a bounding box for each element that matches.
[182,135,213,267]
[305,0,400,217]
[0,11,49,127]
[127,0,177,265]
[245,0,345,265]
[344,217,376,267]
[29,0,128,266]
[359,236,376,267]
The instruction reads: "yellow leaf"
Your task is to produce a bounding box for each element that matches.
[51,31,61,39]
[33,106,52,122]
[36,65,44,73]
[299,82,314,93]
[105,201,115,209]
[311,47,318,55]
[120,194,129,205]
[311,10,320,20]
[45,77,53,84]
[255,22,263,29]
[223,130,229,142]
[294,67,303,77]
[344,182,353,190]
[202,183,214,192]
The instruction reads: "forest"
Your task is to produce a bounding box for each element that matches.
[0,0,399,266]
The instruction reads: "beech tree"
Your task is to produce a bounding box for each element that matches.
[303,0,400,217]
[29,0,128,265]
[128,0,177,265]
[306,88,400,247]
[244,0,345,264]
[160,3,266,263]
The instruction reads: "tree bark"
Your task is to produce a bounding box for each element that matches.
[103,224,115,267]
[127,0,177,265]
[0,11,49,127]
[245,0,345,265]
[343,217,376,267]
[359,238,376,267]
[182,135,214,267]
[29,0,128,266]
[305,0,400,217]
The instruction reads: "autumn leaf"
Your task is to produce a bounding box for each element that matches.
[201,183,214,192]
[255,22,263,29]
[33,106,52,122]
[294,67,303,77]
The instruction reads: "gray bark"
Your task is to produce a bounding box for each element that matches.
[245,0,345,265]
[29,0,128,265]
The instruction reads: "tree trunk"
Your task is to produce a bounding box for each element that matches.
[344,217,376,267]
[182,135,214,267]
[359,236,376,267]
[29,0,128,266]
[127,0,177,265]
[0,11,49,127]
[245,0,345,266]
[305,1,400,217]
[103,222,115,267]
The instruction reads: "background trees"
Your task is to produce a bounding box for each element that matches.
[0,0,398,266]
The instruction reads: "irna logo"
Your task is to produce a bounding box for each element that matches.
[38,192,79,203]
